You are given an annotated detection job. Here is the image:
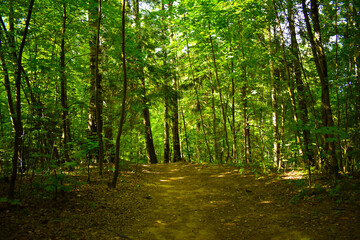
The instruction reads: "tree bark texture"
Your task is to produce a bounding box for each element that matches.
[8,0,35,199]
[302,0,338,176]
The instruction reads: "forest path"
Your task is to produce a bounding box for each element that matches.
[119,163,357,240]
[1,162,359,239]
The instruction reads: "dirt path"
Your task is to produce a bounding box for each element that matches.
[120,163,359,240]
[1,162,359,239]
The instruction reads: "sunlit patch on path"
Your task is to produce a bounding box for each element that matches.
[119,163,359,240]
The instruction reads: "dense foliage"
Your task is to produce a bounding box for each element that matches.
[0,0,359,199]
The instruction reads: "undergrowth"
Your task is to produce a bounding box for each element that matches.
[289,175,360,206]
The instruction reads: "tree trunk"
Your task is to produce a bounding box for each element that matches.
[111,0,127,188]
[209,67,220,163]
[168,2,181,163]
[301,0,338,177]
[287,0,314,167]
[93,0,104,175]
[8,0,35,199]
[186,36,212,162]
[230,46,237,161]
[0,28,15,128]
[272,70,281,169]
[350,2,360,170]
[171,77,181,162]
[162,3,171,164]
[135,0,158,164]
[164,89,170,163]
[273,0,306,172]
[142,95,158,164]
[88,0,102,173]
[240,41,250,163]
[60,1,71,164]
[209,24,230,163]
[88,0,98,136]
[268,28,281,169]
[181,110,191,162]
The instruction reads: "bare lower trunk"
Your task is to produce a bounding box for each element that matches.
[171,79,181,162]
[142,95,158,164]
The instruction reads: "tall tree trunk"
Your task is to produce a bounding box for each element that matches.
[171,77,181,162]
[0,26,15,128]
[163,88,170,163]
[8,0,35,199]
[88,0,98,143]
[350,2,360,170]
[0,107,3,139]
[273,0,308,176]
[294,32,322,167]
[268,28,281,169]
[209,24,230,163]
[287,0,314,167]
[168,2,181,163]
[180,101,191,162]
[94,0,104,175]
[271,70,281,169]
[134,0,158,164]
[111,0,127,188]
[209,67,220,162]
[334,0,343,171]
[0,20,14,182]
[238,21,251,164]
[301,0,338,177]
[88,0,103,175]
[162,3,170,164]
[272,0,303,152]
[186,35,212,162]
[243,82,250,164]
[141,92,158,164]
[60,1,71,164]
[229,46,237,161]
[240,43,250,164]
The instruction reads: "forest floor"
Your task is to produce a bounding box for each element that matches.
[1,162,360,240]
